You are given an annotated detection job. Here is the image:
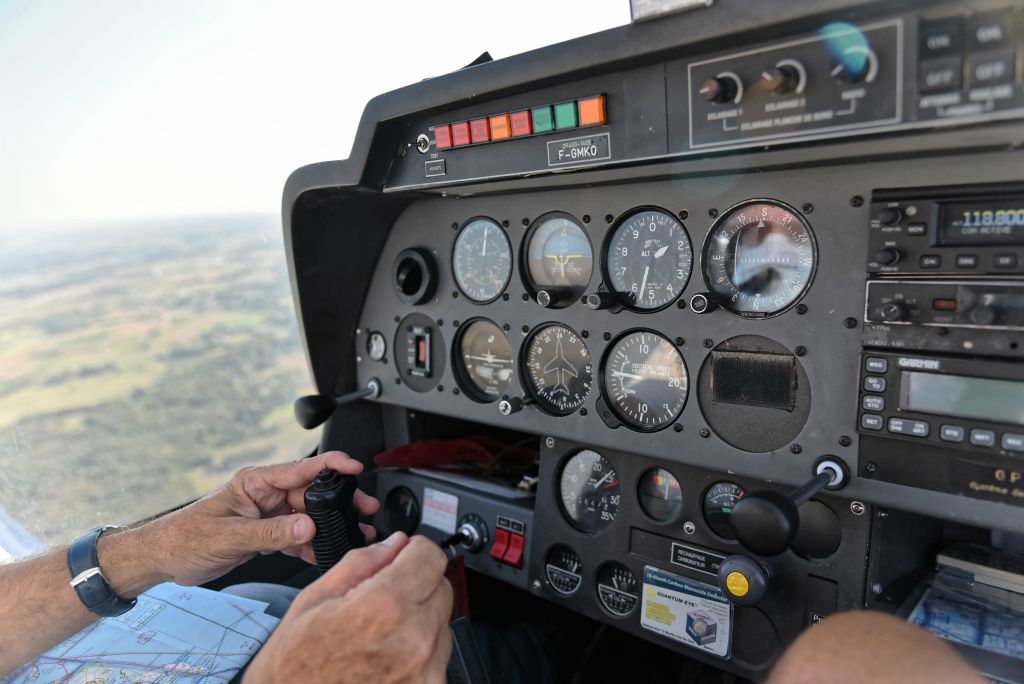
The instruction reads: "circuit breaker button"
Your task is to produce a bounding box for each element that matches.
[503,533,525,568]
[490,529,510,562]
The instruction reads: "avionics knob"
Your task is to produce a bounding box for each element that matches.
[879,302,909,322]
[877,207,902,225]
[584,292,617,310]
[969,306,998,326]
[699,74,741,104]
[536,290,559,308]
[873,247,902,266]
[718,555,769,606]
[498,396,534,416]
[759,63,802,94]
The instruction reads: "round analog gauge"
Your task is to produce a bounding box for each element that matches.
[596,562,640,617]
[366,331,387,362]
[702,481,748,540]
[522,324,593,416]
[453,217,513,303]
[453,319,514,402]
[604,208,693,311]
[524,212,593,306]
[384,486,420,535]
[638,468,684,523]
[559,450,620,533]
[601,330,688,432]
[546,544,583,596]
[702,199,816,317]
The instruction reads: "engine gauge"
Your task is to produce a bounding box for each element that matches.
[702,199,816,318]
[522,324,592,416]
[384,486,420,535]
[604,208,693,311]
[596,562,639,617]
[453,217,513,303]
[559,449,620,533]
[523,212,593,307]
[702,481,748,540]
[453,319,514,402]
[546,544,583,596]
[638,468,684,523]
[600,330,688,432]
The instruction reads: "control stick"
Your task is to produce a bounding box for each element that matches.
[293,378,382,429]
[304,468,364,573]
[729,459,847,557]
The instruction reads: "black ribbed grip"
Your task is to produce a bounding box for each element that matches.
[304,468,363,574]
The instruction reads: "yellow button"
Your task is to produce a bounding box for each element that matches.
[726,571,749,597]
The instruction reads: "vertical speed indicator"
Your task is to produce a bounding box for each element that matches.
[604,208,693,311]
[702,199,816,318]
[600,330,688,432]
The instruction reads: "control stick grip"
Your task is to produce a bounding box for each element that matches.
[304,468,363,573]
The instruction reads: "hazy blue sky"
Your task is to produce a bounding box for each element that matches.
[0,1,628,233]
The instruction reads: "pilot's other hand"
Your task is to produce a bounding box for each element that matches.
[142,451,380,586]
[244,532,454,684]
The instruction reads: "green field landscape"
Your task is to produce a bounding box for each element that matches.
[0,215,316,546]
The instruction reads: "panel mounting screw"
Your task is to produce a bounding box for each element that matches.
[532,579,542,591]
[850,195,864,207]
[452,222,459,230]
[522,218,530,226]
[580,408,588,416]
[605,214,614,224]
[582,215,591,224]
[801,202,814,214]
[699,428,710,438]
[581,330,589,338]
[850,501,866,516]
[675,337,685,346]
[703,338,714,348]
[839,435,852,447]
[790,443,802,454]
[522,325,529,333]
[603,332,611,341]
[673,424,683,433]
[683,521,696,535]
[522,293,530,302]
[865,461,878,473]
[679,210,689,220]
[708,208,718,218]
[796,304,808,315]
[844,317,858,329]
[794,346,807,356]
[545,437,556,449]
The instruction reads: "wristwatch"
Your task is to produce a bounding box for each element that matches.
[67,525,137,617]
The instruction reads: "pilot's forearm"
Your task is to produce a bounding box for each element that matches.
[0,527,166,677]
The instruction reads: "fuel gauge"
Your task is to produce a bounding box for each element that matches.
[702,481,747,540]
[596,562,639,617]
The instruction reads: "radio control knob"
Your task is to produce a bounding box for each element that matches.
[877,207,902,225]
[879,302,909,322]
[759,64,801,94]
[873,248,902,266]
[699,74,742,104]
[969,306,998,326]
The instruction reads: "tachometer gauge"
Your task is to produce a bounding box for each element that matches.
[546,544,583,596]
[604,208,692,311]
[453,217,513,303]
[702,481,748,540]
[596,562,639,617]
[601,330,688,432]
[523,212,593,307]
[453,319,514,402]
[522,324,592,416]
[638,468,684,523]
[702,199,816,318]
[559,449,620,533]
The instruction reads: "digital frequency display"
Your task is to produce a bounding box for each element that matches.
[900,371,1024,426]
[939,200,1024,246]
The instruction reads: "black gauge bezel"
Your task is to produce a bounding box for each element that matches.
[601,205,693,313]
[520,211,594,305]
[520,322,593,416]
[545,543,584,597]
[384,486,420,535]
[451,216,513,304]
[556,449,620,535]
[451,317,515,403]
[701,480,748,542]
[598,328,689,433]
[595,561,640,618]
[636,467,685,524]
[699,198,818,319]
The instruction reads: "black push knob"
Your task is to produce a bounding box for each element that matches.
[730,461,846,557]
[699,75,740,104]
[877,207,902,225]
[690,293,717,314]
[873,248,902,266]
[759,65,800,94]
[536,290,559,308]
[304,468,363,573]
[718,555,770,606]
[969,306,998,326]
[498,396,533,416]
[879,302,908,322]
[584,292,617,310]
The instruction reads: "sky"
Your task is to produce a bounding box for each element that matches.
[0,1,629,234]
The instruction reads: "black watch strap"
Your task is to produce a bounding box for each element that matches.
[68,525,137,617]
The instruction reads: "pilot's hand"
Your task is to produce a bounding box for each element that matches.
[140,451,380,586]
[244,532,454,684]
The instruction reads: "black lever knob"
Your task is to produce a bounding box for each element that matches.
[730,460,846,557]
[304,468,363,573]
[718,555,770,606]
[294,379,382,429]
